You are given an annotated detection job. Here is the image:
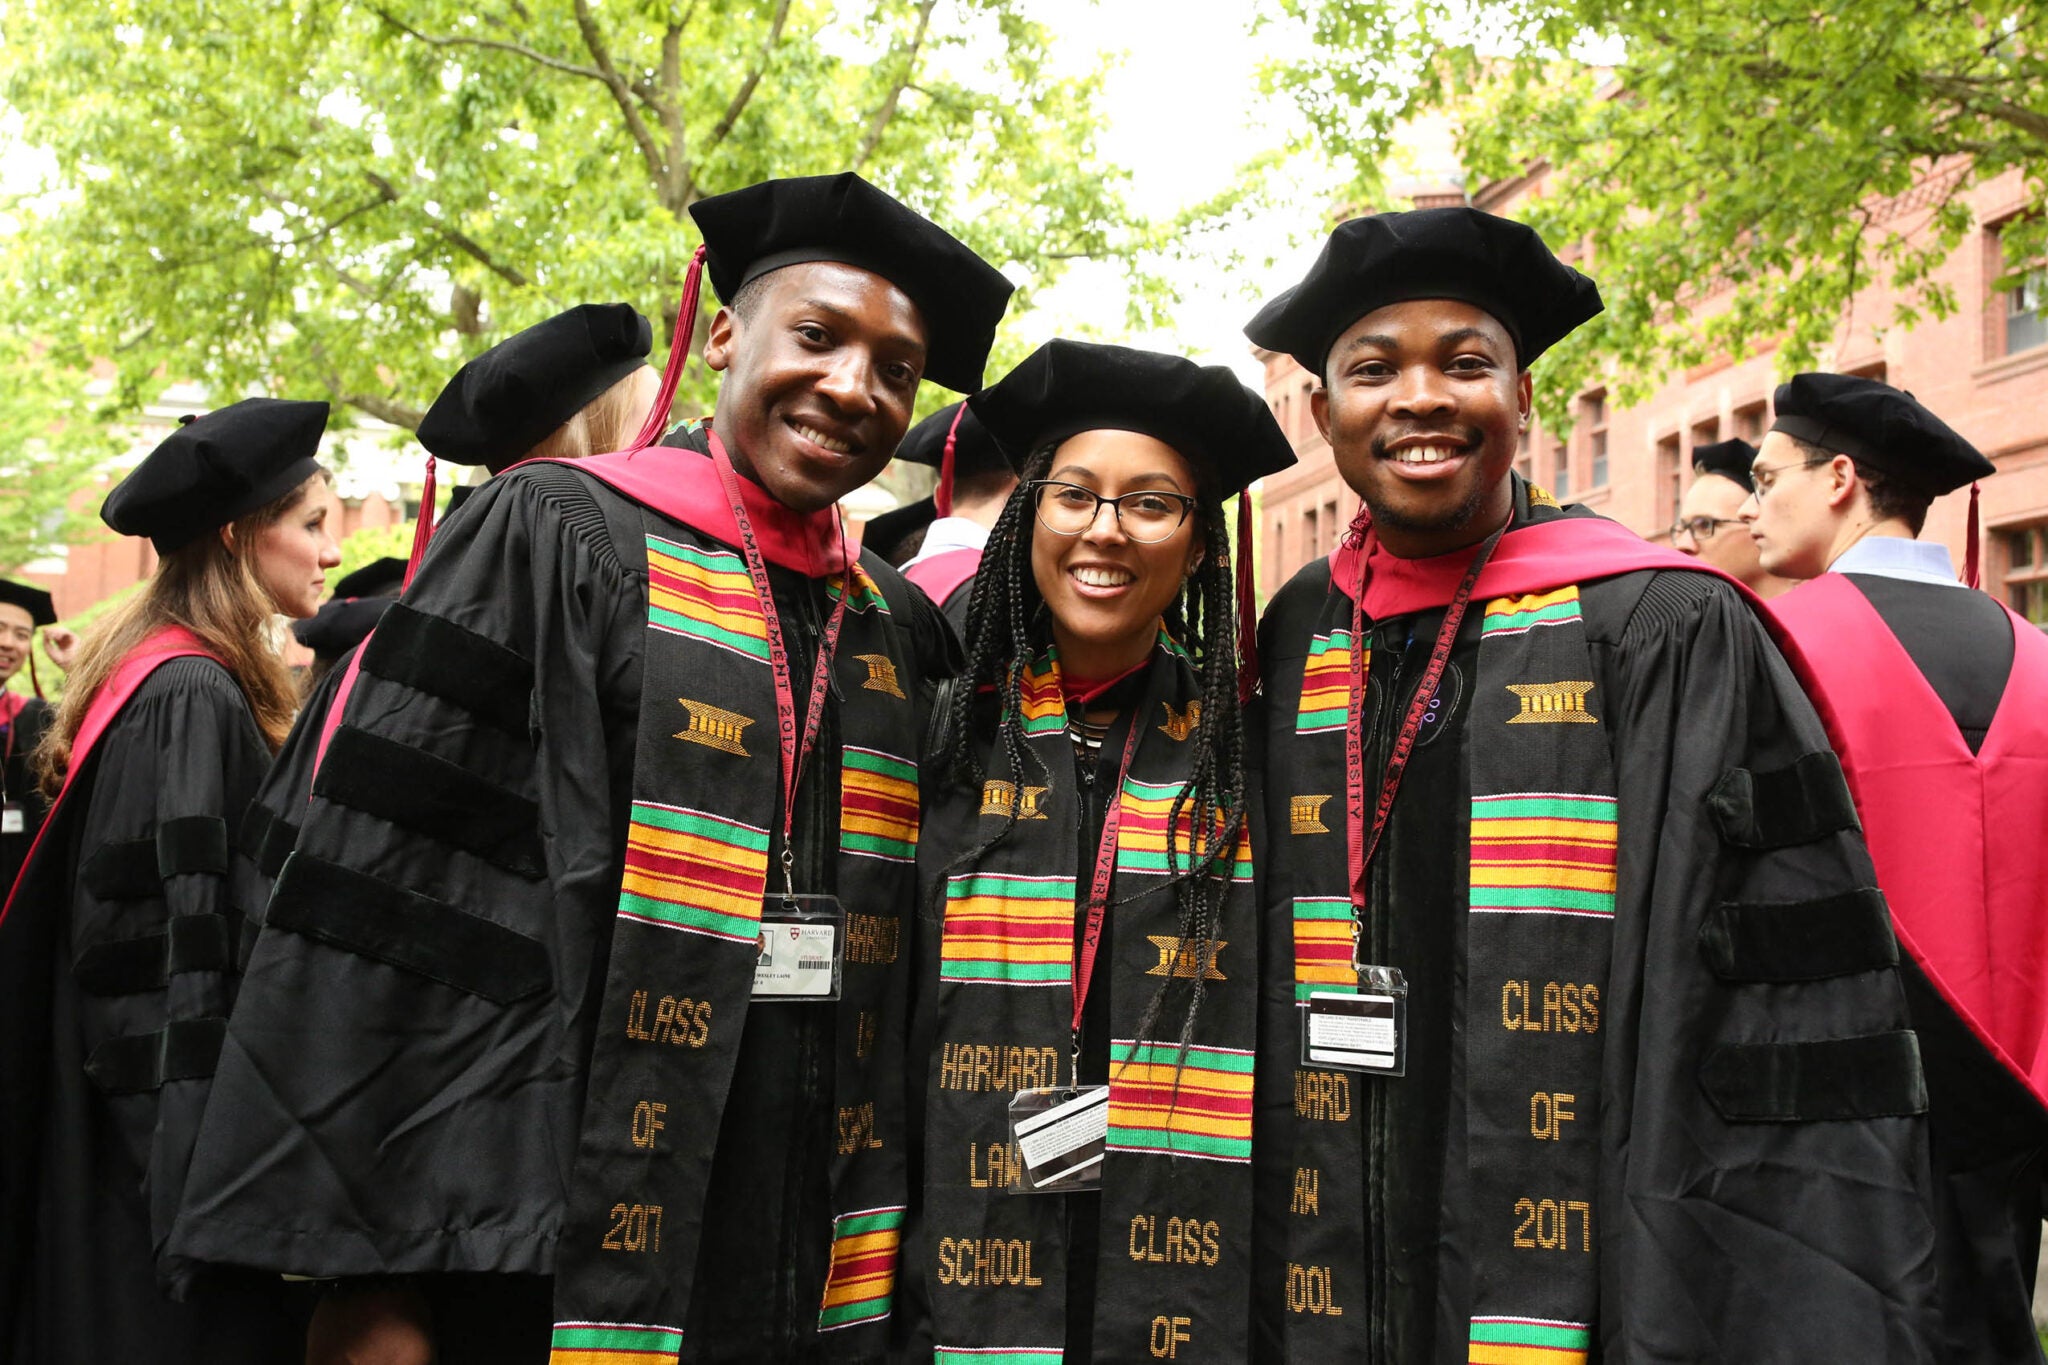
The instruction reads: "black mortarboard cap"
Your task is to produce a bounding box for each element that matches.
[1244,206,1603,376]
[1691,438,1758,492]
[417,303,653,472]
[689,173,1015,394]
[0,578,56,627]
[102,398,329,554]
[330,556,407,601]
[968,340,1295,499]
[1770,373,1993,496]
[291,596,394,661]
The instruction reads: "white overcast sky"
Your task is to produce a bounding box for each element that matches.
[1020,0,1336,383]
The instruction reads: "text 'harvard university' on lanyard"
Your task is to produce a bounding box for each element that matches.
[1343,522,1506,965]
[708,431,850,901]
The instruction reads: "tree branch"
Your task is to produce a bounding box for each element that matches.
[362,170,532,288]
[1921,73,2048,143]
[368,6,607,83]
[345,392,427,430]
[571,0,671,196]
[689,0,795,197]
[854,0,938,171]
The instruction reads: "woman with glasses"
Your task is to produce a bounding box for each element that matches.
[898,340,1293,1363]
[1669,437,1795,597]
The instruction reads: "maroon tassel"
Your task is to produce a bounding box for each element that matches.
[403,454,437,589]
[628,244,710,453]
[27,646,42,701]
[1964,482,1982,590]
[934,403,967,519]
[1235,492,1259,705]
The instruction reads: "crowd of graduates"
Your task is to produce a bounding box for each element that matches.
[0,172,2042,1364]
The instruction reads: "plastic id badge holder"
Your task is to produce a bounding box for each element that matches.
[751,894,844,1002]
[1005,1085,1110,1194]
[1302,964,1408,1075]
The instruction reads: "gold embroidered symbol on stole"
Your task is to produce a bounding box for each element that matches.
[1158,700,1201,741]
[1290,794,1333,834]
[674,698,755,755]
[1504,681,1597,724]
[1145,935,1227,980]
[853,652,906,698]
[980,779,1050,819]
[1527,483,1562,509]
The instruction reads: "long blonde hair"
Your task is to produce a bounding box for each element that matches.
[35,475,319,797]
[522,365,654,462]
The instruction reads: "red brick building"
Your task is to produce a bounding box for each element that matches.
[1256,164,2048,620]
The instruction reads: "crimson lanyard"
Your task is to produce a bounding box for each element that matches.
[709,432,852,900]
[1069,703,1146,1088]
[1343,524,1506,960]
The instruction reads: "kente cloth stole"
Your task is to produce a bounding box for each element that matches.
[920,637,1259,1364]
[1278,585,1613,1365]
[549,510,919,1363]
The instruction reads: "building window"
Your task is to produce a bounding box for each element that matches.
[2008,271,2048,356]
[1515,428,1532,481]
[1581,392,1609,489]
[1656,434,1682,532]
[1270,517,1284,575]
[2003,525,2048,624]
[1322,499,1339,548]
[1733,404,1766,443]
[1690,418,1719,454]
[1551,439,1571,500]
[1303,506,1320,559]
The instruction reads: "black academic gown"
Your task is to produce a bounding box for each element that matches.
[0,695,53,895]
[172,457,958,1363]
[1251,515,1935,1361]
[0,659,303,1364]
[1843,572,2046,1365]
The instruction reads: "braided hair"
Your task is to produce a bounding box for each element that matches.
[931,443,1249,1058]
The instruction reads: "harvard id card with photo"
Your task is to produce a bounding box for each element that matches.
[751,894,843,1002]
[1006,1085,1109,1194]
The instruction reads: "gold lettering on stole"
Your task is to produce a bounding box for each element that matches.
[845,912,900,965]
[1513,1197,1593,1251]
[836,1101,882,1154]
[1291,1168,1320,1216]
[626,992,711,1047]
[1292,1069,1352,1121]
[1529,1092,1576,1141]
[1284,1263,1345,1315]
[935,1237,1043,1286]
[1149,1316,1194,1357]
[1128,1214,1222,1266]
[1500,981,1599,1033]
[630,1100,667,1149]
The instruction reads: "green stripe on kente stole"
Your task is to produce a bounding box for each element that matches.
[632,803,773,849]
[647,606,772,662]
[1470,1319,1592,1348]
[934,1351,1063,1364]
[844,748,916,782]
[1109,1040,1255,1072]
[836,1208,905,1236]
[1470,795,1616,823]
[1481,600,1582,634]
[1106,1125,1253,1160]
[949,872,1072,899]
[1467,886,1616,913]
[549,1323,685,1350]
[617,892,760,938]
[941,960,1070,984]
[842,830,915,859]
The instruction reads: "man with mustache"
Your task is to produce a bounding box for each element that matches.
[1245,208,1936,1361]
[173,173,1011,1364]
[1671,438,1795,597]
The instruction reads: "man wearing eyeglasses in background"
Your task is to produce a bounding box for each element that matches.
[1750,371,2048,1365]
[1669,438,1795,597]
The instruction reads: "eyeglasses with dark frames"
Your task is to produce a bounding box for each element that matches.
[1027,479,1197,544]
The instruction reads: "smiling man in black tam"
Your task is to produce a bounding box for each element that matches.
[1244,206,1936,1361]
[0,578,58,894]
[174,172,1013,1364]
